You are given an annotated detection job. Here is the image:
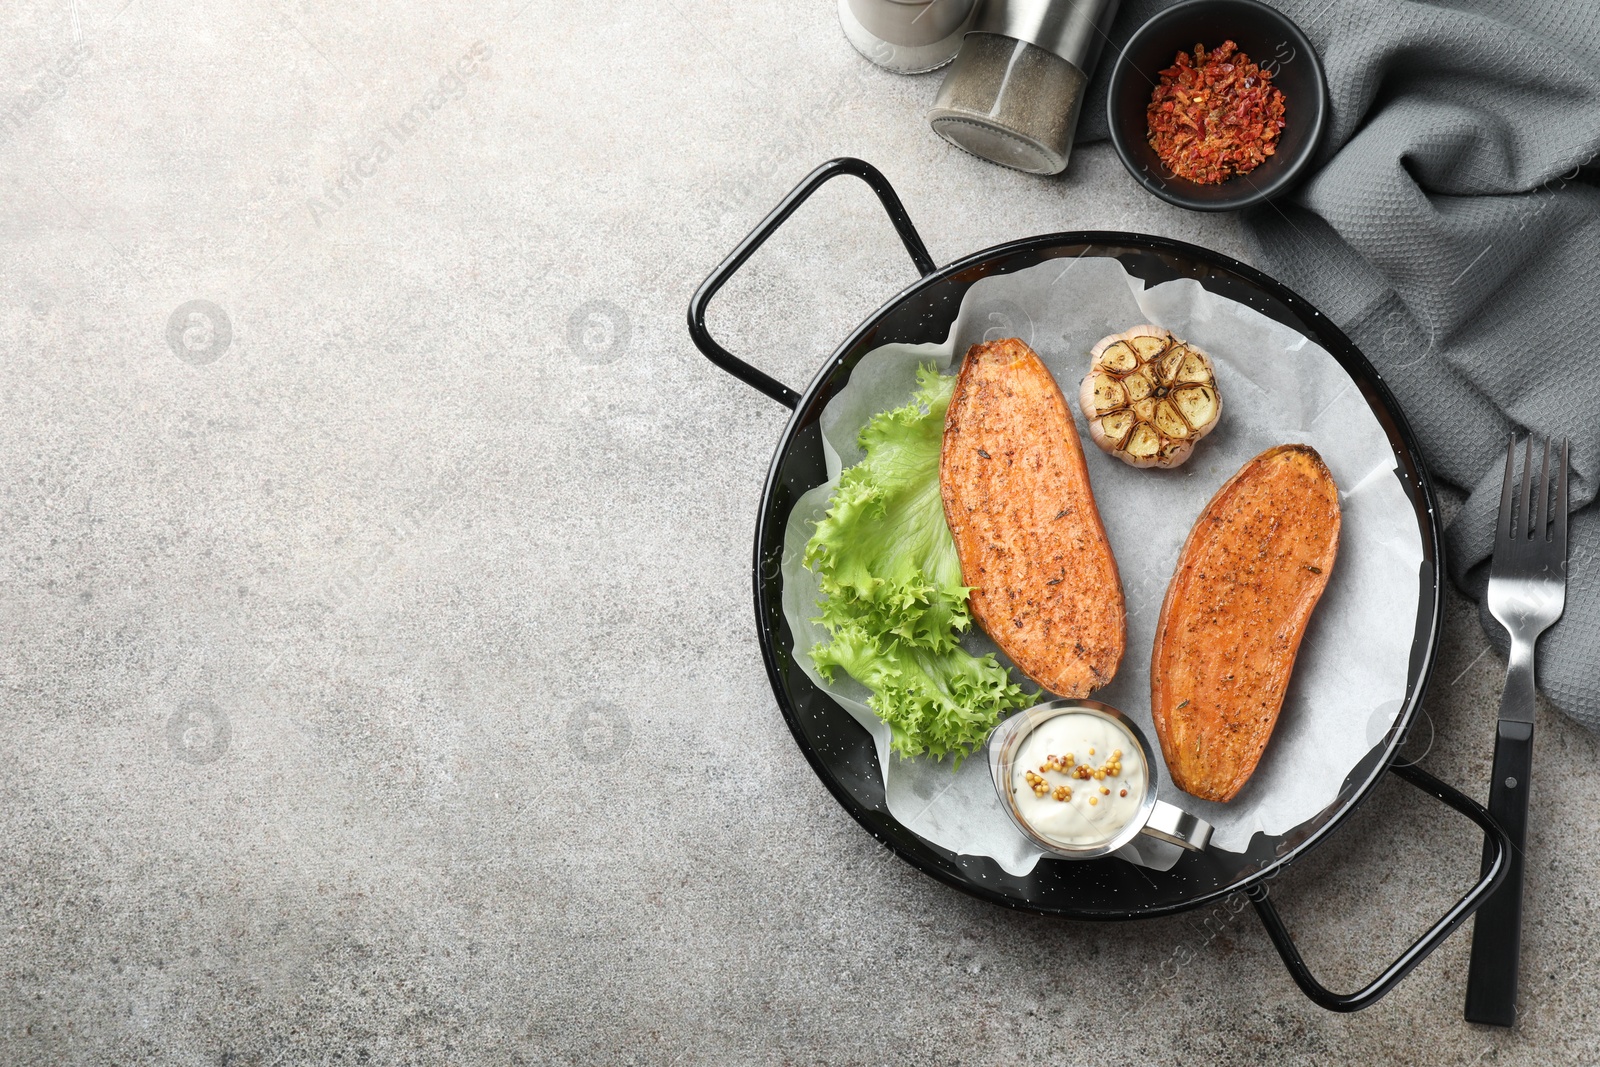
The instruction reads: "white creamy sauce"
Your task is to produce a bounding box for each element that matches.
[1011,713,1148,847]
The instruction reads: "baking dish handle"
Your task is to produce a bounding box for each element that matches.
[1246,762,1510,1013]
[688,157,938,409]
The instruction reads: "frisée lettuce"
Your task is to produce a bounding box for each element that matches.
[804,366,1032,764]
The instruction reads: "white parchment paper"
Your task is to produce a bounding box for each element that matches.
[780,256,1424,876]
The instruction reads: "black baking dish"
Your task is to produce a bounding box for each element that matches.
[688,158,1507,1012]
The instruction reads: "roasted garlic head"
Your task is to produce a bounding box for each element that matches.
[1080,326,1221,469]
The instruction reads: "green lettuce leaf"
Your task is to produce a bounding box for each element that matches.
[804,365,1032,765]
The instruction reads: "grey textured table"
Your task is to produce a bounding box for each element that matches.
[2,2,1596,1064]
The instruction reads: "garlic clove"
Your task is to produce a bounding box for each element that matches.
[1127,335,1167,360]
[1099,342,1139,373]
[1098,409,1135,444]
[1154,399,1190,439]
[1086,372,1127,415]
[1172,382,1219,428]
[1176,349,1213,383]
[1125,422,1162,462]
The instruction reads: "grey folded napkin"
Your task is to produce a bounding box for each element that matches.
[1079,0,1600,728]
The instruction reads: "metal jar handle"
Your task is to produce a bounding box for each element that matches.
[1246,762,1510,1013]
[687,157,938,410]
[1142,800,1212,851]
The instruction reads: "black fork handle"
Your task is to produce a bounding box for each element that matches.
[1464,717,1534,1026]
[688,158,938,409]
[1247,762,1510,1013]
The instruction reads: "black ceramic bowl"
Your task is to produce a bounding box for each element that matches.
[1106,0,1328,211]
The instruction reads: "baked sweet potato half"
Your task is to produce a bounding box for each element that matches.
[1151,444,1340,802]
[940,337,1126,697]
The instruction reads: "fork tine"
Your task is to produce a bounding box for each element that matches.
[1519,435,1535,541]
[1538,438,1552,542]
[1555,439,1569,561]
[1498,435,1517,549]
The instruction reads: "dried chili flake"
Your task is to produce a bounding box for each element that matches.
[1146,40,1286,185]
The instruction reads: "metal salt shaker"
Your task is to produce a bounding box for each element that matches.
[839,0,980,74]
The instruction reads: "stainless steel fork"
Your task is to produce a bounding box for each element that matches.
[1464,435,1569,1027]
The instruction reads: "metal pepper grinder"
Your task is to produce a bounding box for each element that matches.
[929,0,1122,175]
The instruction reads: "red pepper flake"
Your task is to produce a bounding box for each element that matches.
[1146,40,1286,185]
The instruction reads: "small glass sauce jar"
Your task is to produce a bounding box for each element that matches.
[988,698,1212,859]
